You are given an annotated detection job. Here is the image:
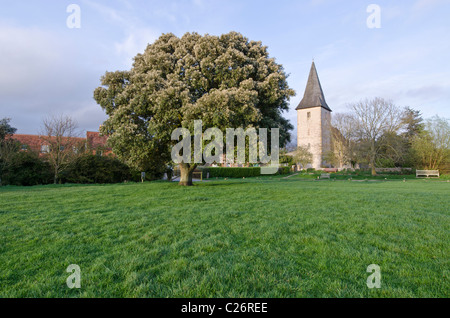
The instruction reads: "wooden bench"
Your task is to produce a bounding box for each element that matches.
[416,170,439,178]
[320,173,331,179]
[323,168,338,173]
[192,171,203,181]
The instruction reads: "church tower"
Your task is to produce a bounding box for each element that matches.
[296,61,332,169]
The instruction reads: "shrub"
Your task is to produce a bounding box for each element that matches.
[279,153,295,166]
[1,151,52,186]
[277,166,291,175]
[439,162,450,175]
[62,155,132,184]
[201,167,261,178]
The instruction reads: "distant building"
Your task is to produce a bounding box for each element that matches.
[296,61,332,169]
[11,131,112,156]
[86,131,111,156]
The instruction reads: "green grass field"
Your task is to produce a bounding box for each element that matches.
[0,176,449,297]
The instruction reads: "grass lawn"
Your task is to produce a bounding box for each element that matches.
[0,176,449,297]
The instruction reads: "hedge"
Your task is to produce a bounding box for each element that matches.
[199,166,291,178]
[0,151,52,186]
[62,154,132,184]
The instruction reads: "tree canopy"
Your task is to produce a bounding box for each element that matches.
[0,118,17,141]
[94,31,295,185]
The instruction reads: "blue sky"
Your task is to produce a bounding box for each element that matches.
[1,0,449,136]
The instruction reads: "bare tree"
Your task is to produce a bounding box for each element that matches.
[40,115,83,184]
[326,113,358,168]
[349,98,403,175]
[293,145,313,170]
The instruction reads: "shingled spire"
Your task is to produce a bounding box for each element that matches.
[296,61,331,112]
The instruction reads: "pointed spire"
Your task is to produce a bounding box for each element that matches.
[296,61,331,112]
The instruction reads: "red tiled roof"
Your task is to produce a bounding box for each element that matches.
[11,134,45,152]
[11,132,111,155]
[86,131,110,150]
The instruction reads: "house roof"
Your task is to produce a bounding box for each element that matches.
[296,61,332,112]
[86,131,109,149]
[11,132,109,153]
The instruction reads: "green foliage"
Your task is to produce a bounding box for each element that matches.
[401,107,425,139]
[1,151,52,186]
[200,166,291,178]
[279,151,295,166]
[277,166,291,175]
[0,118,17,141]
[62,154,132,184]
[411,116,450,170]
[0,138,21,179]
[203,167,261,178]
[376,131,409,167]
[130,168,166,182]
[375,157,396,168]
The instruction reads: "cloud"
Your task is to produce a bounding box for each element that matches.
[413,0,448,11]
[410,0,450,20]
[114,28,160,68]
[82,0,160,68]
[0,25,62,98]
[83,0,127,24]
[407,85,446,98]
[286,27,450,123]
[0,24,107,134]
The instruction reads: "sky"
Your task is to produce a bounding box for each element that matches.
[1,0,449,137]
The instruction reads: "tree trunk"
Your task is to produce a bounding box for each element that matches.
[179,163,195,186]
[371,163,376,176]
[54,167,58,184]
[370,142,377,176]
